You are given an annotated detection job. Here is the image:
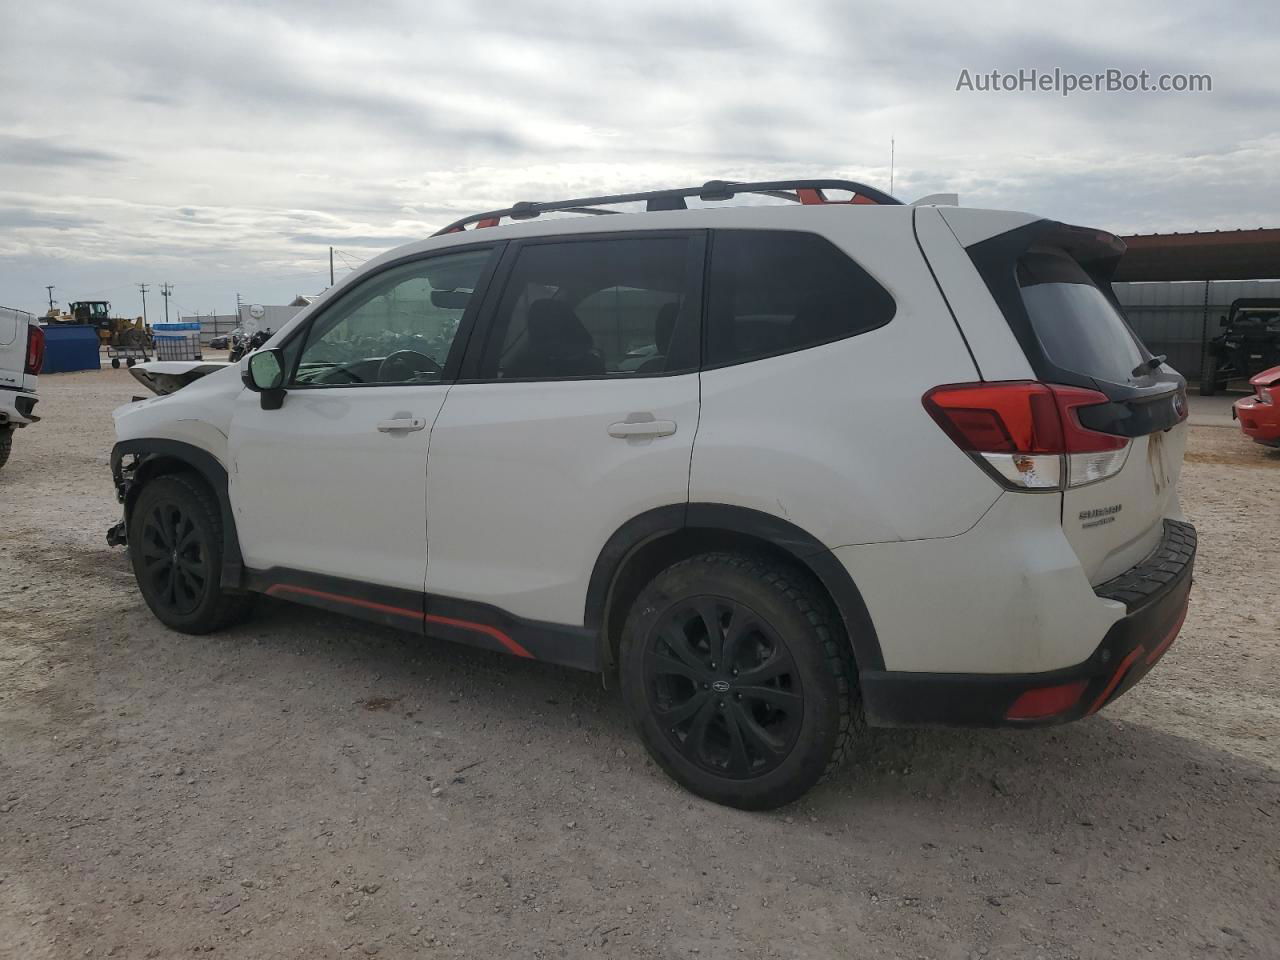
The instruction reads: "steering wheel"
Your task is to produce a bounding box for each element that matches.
[377,349,442,382]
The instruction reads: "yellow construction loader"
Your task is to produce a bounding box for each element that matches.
[44,300,151,350]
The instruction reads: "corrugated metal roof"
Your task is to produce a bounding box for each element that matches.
[1115,228,1280,282]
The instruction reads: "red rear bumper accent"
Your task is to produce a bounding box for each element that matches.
[1086,595,1189,715]
[1006,680,1088,720]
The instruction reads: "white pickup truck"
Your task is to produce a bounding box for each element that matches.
[0,306,42,471]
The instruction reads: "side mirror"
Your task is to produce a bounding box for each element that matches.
[242,348,287,410]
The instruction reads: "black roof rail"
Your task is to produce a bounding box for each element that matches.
[432,178,901,236]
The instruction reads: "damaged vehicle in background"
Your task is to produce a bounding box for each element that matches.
[1232,364,1280,448]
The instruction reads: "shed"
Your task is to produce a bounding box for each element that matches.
[1115,229,1280,282]
[1112,228,1280,380]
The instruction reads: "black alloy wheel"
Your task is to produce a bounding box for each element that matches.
[127,473,255,634]
[137,498,211,617]
[646,597,803,779]
[620,552,858,810]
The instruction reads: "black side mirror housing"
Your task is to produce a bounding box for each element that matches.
[242,348,287,410]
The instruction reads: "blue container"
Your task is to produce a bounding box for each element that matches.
[40,324,101,373]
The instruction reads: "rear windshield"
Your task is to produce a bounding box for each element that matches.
[1017,249,1147,385]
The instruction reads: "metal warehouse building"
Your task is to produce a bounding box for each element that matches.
[1113,228,1280,379]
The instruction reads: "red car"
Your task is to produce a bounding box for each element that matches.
[1233,364,1280,447]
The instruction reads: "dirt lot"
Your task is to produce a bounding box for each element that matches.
[2,367,1277,960]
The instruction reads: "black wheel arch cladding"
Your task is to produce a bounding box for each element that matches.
[586,503,885,674]
[112,439,245,589]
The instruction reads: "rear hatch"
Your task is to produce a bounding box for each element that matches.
[965,221,1188,584]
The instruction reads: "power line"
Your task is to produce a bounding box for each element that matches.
[333,250,365,272]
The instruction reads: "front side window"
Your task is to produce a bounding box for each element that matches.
[705,230,896,367]
[477,235,699,380]
[292,247,495,386]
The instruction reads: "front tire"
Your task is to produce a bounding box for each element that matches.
[620,553,858,810]
[0,426,12,471]
[128,473,254,634]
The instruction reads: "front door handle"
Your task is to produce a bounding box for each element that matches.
[608,417,677,439]
[377,417,427,433]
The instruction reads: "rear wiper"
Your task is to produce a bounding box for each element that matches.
[1132,354,1167,377]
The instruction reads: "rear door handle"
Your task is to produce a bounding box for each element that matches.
[608,418,677,439]
[377,417,427,433]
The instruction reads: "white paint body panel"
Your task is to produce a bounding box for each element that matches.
[691,209,998,546]
[425,375,699,624]
[112,362,242,460]
[835,492,1124,673]
[1061,424,1188,584]
[912,208,1037,381]
[227,384,447,591]
[938,207,1039,247]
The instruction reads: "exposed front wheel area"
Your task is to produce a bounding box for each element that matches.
[137,499,212,617]
[127,473,255,634]
[621,553,859,810]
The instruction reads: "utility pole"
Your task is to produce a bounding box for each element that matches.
[330,246,335,286]
[160,282,173,323]
[235,292,242,326]
[45,285,55,313]
[138,283,149,325]
[890,137,895,195]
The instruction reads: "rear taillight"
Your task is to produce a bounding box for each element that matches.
[923,381,1130,491]
[25,325,45,375]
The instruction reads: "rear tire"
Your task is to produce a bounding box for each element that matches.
[128,473,255,634]
[620,552,859,810]
[1200,355,1219,396]
[0,426,12,471]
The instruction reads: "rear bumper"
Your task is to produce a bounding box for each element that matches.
[0,387,39,426]
[1232,396,1280,446]
[861,519,1196,727]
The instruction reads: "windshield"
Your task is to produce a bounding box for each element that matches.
[1018,249,1148,385]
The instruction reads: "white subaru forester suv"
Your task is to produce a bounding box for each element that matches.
[109,180,1195,809]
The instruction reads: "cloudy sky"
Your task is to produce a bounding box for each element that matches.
[1,0,1276,318]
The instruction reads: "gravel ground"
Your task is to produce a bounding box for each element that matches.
[1,367,1277,960]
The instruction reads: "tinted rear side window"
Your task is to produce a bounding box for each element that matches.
[478,235,700,380]
[705,230,895,367]
[1017,249,1147,385]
